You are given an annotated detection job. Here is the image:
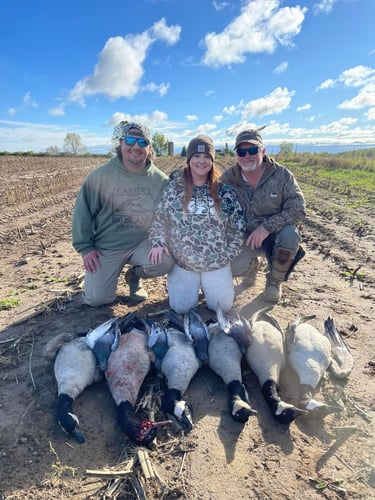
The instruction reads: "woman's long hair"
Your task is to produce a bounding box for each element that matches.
[182,163,221,214]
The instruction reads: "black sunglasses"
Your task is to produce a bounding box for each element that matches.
[123,136,148,148]
[236,145,260,157]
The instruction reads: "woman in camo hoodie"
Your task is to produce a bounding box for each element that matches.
[148,135,245,314]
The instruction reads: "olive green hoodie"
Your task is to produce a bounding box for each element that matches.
[72,156,168,256]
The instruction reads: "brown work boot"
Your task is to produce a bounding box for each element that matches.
[125,267,148,302]
[263,276,282,303]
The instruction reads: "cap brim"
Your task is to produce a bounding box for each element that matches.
[234,139,261,149]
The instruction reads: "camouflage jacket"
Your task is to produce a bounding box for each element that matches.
[149,168,246,272]
[220,156,306,236]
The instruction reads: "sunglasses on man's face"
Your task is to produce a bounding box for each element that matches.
[236,145,260,157]
[123,136,148,148]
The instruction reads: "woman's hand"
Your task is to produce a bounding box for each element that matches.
[148,246,170,265]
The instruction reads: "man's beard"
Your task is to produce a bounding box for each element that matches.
[240,162,258,172]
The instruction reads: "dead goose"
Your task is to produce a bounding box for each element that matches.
[244,309,305,424]
[285,315,346,418]
[106,316,170,447]
[208,321,257,423]
[53,336,103,443]
[148,318,200,432]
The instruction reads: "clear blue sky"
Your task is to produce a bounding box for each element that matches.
[1,0,374,153]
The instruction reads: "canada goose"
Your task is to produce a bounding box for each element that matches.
[245,309,305,424]
[161,325,200,433]
[285,315,346,418]
[105,317,170,446]
[53,336,103,443]
[208,322,257,423]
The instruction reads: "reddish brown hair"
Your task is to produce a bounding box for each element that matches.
[182,164,221,214]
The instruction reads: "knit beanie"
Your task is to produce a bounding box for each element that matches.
[186,135,215,162]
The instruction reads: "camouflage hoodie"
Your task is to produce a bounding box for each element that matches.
[220,156,306,236]
[149,168,245,272]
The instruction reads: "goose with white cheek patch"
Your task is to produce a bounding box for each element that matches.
[285,315,352,418]
[148,318,200,433]
[52,336,103,443]
[244,308,306,424]
[105,316,171,447]
[208,318,257,423]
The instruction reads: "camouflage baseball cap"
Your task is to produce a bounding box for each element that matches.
[112,121,151,144]
[121,122,151,143]
[234,126,266,149]
[234,129,263,149]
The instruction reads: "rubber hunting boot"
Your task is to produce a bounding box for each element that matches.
[125,266,148,302]
[263,247,295,303]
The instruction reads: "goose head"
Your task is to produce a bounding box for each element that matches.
[274,401,308,424]
[303,398,343,419]
[117,400,171,447]
[161,388,194,433]
[57,394,85,444]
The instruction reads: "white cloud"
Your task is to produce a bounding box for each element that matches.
[242,87,295,118]
[202,0,307,67]
[223,104,239,115]
[142,82,170,96]
[205,90,216,97]
[338,65,375,87]
[213,115,223,122]
[313,0,337,15]
[150,17,181,45]
[48,103,66,116]
[8,108,16,116]
[68,18,181,104]
[297,103,311,112]
[186,115,198,121]
[338,83,375,110]
[274,61,288,74]
[107,110,169,131]
[365,107,375,120]
[212,1,230,11]
[316,78,335,90]
[23,92,38,108]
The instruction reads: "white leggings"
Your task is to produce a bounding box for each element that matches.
[167,264,234,314]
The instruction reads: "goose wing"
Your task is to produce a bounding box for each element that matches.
[324,317,354,378]
[184,310,209,362]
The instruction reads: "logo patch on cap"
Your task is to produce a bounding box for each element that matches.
[197,144,206,153]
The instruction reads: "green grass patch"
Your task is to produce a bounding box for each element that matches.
[0,297,21,310]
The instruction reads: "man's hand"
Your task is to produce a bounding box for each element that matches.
[246,225,269,249]
[82,249,102,273]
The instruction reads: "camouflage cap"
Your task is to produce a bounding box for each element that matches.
[234,126,266,149]
[113,121,151,144]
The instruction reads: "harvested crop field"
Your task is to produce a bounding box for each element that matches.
[0,154,374,499]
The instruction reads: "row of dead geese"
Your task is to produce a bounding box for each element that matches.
[44,306,354,447]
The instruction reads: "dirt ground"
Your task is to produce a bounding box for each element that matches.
[0,156,374,499]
